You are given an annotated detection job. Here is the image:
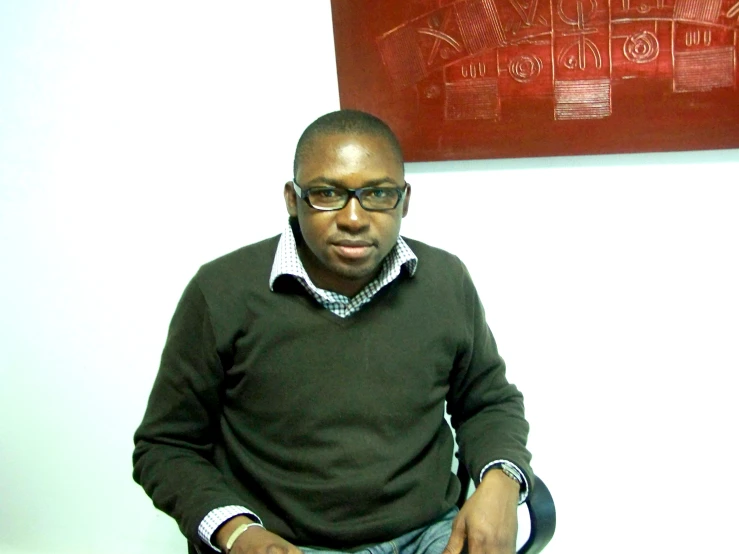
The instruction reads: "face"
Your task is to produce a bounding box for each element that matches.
[284,132,411,297]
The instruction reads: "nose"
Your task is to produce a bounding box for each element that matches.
[335,196,370,232]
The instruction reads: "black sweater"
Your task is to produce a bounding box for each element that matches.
[133,235,532,551]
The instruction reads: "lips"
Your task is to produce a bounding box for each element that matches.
[331,239,375,260]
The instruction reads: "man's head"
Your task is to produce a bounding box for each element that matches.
[292,109,404,178]
[284,110,410,297]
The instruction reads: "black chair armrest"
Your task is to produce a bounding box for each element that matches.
[518,475,556,554]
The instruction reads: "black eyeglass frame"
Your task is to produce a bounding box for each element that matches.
[292,180,408,212]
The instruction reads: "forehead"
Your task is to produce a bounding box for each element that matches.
[297,132,403,180]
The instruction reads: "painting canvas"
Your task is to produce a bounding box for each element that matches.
[330,0,739,161]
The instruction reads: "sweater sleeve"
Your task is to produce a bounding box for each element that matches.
[446,260,534,489]
[132,276,249,550]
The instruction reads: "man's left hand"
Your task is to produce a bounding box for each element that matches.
[443,469,520,554]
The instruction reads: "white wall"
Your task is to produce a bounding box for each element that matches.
[1,2,737,553]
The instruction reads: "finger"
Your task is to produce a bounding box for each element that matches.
[442,516,467,554]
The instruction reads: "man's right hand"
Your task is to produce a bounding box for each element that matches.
[215,516,303,554]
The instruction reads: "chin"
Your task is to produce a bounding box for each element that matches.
[336,268,376,282]
[332,263,379,282]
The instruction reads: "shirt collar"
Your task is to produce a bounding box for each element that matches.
[269,222,418,294]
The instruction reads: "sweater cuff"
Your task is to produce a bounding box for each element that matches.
[198,506,262,552]
[479,460,529,505]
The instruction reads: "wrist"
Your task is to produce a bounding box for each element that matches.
[480,468,521,495]
[214,515,260,553]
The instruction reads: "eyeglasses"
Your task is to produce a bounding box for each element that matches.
[293,180,407,212]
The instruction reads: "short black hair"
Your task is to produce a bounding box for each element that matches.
[293,109,404,178]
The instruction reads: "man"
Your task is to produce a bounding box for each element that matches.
[133,110,533,554]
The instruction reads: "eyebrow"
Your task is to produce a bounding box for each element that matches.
[300,176,402,188]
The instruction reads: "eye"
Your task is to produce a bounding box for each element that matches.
[367,188,390,198]
[313,187,338,198]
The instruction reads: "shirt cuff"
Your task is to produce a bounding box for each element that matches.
[479,460,529,505]
[198,506,262,552]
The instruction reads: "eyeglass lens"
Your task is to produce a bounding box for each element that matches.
[307,187,401,210]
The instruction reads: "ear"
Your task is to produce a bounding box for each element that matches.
[401,182,411,218]
[284,181,298,217]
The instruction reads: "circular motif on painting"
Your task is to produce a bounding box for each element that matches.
[509,54,543,83]
[624,31,659,64]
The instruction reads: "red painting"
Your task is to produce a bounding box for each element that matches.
[330,0,739,161]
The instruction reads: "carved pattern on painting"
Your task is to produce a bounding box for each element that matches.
[623,31,660,63]
[375,0,739,121]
